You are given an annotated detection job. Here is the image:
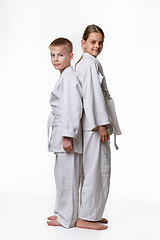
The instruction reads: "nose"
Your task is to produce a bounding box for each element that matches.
[95,42,99,48]
[54,55,58,62]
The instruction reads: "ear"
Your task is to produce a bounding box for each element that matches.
[81,39,86,52]
[81,39,86,47]
[70,52,74,61]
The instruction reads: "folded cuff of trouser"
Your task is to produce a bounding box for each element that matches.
[57,216,75,229]
[79,209,104,222]
[78,216,103,222]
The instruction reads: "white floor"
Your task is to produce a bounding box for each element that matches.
[0,194,160,240]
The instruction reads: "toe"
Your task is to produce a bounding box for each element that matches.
[47,216,57,220]
[101,218,108,223]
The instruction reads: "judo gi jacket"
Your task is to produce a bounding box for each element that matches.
[48,66,82,153]
[76,53,121,140]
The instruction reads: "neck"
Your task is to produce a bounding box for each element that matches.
[60,63,71,74]
[84,52,97,58]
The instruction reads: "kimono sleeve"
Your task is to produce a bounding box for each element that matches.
[82,60,111,130]
[60,74,82,138]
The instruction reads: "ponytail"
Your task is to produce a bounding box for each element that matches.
[75,56,83,70]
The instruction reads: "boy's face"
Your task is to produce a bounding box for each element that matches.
[81,32,104,57]
[50,46,73,73]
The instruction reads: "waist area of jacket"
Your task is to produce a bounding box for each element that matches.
[82,112,113,135]
[48,109,61,128]
[48,111,82,154]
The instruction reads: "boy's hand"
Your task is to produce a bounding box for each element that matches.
[63,137,73,152]
[98,126,110,142]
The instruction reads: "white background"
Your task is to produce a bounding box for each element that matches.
[0,0,160,239]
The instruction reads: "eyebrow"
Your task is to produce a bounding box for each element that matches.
[50,52,64,54]
[90,39,104,42]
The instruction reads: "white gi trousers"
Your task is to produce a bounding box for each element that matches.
[79,131,111,221]
[54,152,81,228]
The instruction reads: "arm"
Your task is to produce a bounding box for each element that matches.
[81,60,111,130]
[60,74,82,150]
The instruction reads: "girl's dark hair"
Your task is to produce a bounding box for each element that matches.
[82,24,105,41]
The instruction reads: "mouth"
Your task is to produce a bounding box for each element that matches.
[93,49,99,52]
[53,64,61,67]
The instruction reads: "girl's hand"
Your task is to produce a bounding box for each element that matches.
[98,126,110,142]
[63,137,73,152]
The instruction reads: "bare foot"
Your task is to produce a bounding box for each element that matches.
[47,219,61,226]
[97,218,108,224]
[47,216,57,220]
[76,218,108,230]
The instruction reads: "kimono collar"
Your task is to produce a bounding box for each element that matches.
[82,52,99,64]
[61,66,73,77]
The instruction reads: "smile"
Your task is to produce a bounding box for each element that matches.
[93,49,99,52]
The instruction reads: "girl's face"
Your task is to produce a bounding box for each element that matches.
[81,32,104,57]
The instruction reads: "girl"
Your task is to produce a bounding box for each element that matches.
[75,24,121,230]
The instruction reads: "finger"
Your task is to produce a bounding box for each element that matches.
[68,145,73,152]
[103,134,108,141]
[67,147,70,152]
[64,147,69,152]
[68,147,72,152]
[104,136,108,142]
[106,134,109,141]
[69,144,72,151]
[101,135,105,142]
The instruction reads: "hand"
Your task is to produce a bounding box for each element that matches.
[98,126,110,142]
[63,137,73,152]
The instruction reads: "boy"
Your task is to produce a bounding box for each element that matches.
[47,38,82,228]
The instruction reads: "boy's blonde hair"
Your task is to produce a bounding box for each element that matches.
[49,38,73,53]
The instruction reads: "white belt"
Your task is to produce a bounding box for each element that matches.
[107,98,122,150]
[47,111,55,146]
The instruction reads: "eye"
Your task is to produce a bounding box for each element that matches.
[91,40,96,44]
[99,41,103,46]
[60,54,63,57]
[51,53,55,57]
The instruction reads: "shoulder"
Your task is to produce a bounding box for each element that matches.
[61,67,81,86]
[96,59,104,73]
[79,55,97,66]
[77,57,98,74]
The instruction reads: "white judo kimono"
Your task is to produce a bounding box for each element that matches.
[47,66,82,228]
[76,53,121,221]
